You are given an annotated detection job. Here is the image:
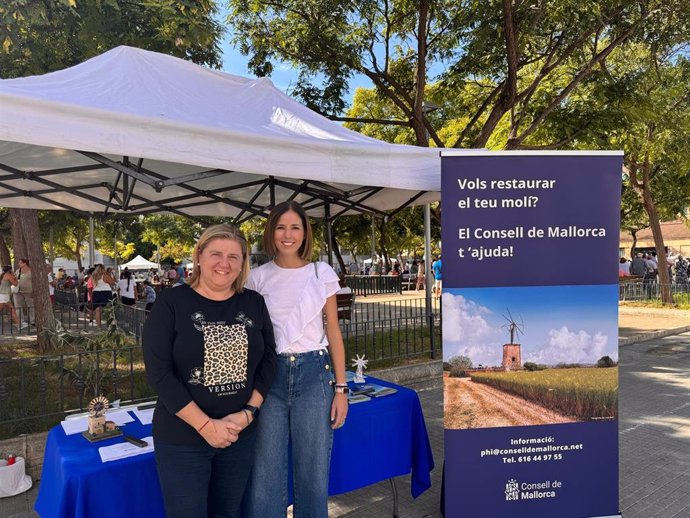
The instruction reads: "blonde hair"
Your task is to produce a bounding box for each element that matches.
[91,265,105,284]
[262,201,313,261]
[187,224,250,293]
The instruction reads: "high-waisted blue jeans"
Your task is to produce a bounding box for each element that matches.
[247,349,334,518]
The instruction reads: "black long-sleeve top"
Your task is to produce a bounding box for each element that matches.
[143,284,277,446]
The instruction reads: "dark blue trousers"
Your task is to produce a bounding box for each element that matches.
[154,426,256,518]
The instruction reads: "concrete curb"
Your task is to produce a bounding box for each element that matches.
[619,324,690,346]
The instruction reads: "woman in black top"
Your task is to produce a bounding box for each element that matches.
[143,224,276,518]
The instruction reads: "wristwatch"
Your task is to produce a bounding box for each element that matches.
[334,385,350,394]
[243,404,260,419]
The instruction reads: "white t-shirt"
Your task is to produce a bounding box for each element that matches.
[246,261,340,354]
[48,274,55,296]
[117,279,136,299]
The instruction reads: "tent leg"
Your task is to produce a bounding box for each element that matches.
[325,204,333,267]
[424,203,435,359]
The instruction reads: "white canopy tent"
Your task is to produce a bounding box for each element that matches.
[119,255,159,271]
[0,45,443,353]
[0,45,440,220]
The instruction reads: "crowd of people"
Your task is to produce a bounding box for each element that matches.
[0,260,170,330]
[619,251,690,285]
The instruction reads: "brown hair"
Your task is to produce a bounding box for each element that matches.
[262,201,313,261]
[187,224,250,293]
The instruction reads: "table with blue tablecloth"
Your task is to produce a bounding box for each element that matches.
[35,376,434,518]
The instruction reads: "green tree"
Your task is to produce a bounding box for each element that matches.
[448,355,473,377]
[140,215,205,263]
[227,0,688,149]
[1,0,224,78]
[40,212,90,269]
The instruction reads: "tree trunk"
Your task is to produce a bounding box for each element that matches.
[330,235,347,280]
[411,0,430,147]
[9,210,27,267]
[630,230,638,258]
[630,159,672,304]
[11,208,56,350]
[0,233,10,266]
[641,187,672,304]
[73,241,83,270]
[377,219,391,270]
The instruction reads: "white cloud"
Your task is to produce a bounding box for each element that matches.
[525,326,614,365]
[442,292,502,366]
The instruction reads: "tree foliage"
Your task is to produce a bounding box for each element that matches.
[227,0,689,149]
[1,0,224,78]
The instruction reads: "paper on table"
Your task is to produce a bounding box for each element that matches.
[60,409,135,435]
[98,436,154,463]
[132,408,154,425]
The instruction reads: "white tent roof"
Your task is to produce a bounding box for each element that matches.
[0,46,441,219]
[119,255,159,270]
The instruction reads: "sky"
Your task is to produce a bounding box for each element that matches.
[442,285,619,367]
[216,11,371,107]
[216,8,447,112]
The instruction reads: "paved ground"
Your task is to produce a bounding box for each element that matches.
[3,305,690,517]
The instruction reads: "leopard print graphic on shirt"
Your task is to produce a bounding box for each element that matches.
[201,323,249,386]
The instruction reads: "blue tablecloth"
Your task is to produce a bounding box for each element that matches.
[35,376,433,518]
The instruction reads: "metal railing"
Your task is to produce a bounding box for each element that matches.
[619,282,690,303]
[344,275,402,296]
[0,296,441,437]
[0,345,156,439]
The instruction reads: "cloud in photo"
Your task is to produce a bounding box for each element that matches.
[525,326,614,365]
[442,293,502,366]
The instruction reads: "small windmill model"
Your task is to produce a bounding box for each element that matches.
[501,310,524,371]
[352,354,368,383]
[82,395,123,442]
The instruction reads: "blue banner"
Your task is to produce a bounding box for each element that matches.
[441,152,622,518]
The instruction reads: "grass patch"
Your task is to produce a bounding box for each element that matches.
[0,347,155,440]
[470,367,618,420]
[343,320,440,370]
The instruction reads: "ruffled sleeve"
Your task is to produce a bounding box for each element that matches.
[317,262,341,299]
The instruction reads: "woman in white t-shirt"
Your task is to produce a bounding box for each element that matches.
[245,201,348,518]
[90,265,116,327]
[117,270,137,306]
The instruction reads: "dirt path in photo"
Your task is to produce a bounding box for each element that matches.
[444,376,575,429]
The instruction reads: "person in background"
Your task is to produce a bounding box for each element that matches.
[117,270,137,306]
[245,201,348,518]
[46,264,56,305]
[432,255,442,298]
[90,264,116,327]
[416,259,426,291]
[143,224,276,518]
[618,257,631,277]
[142,280,157,312]
[675,256,689,286]
[175,262,186,286]
[630,253,646,276]
[76,266,85,284]
[0,266,22,329]
[13,258,33,327]
[167,266,178,285]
